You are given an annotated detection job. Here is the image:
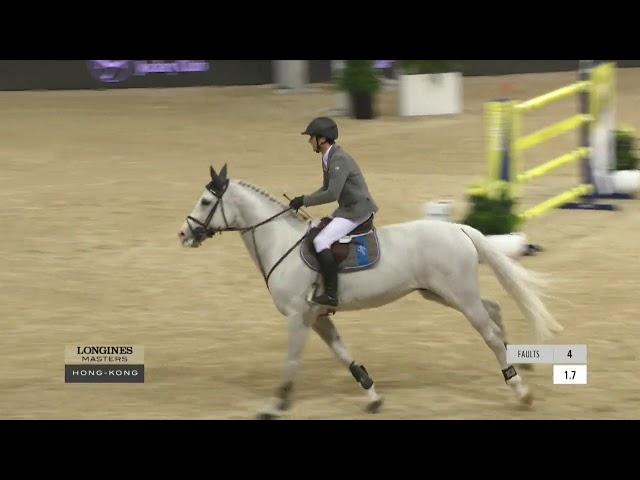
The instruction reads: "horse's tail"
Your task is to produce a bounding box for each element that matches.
[460,225,563,343]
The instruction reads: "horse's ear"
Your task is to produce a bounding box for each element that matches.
[219,164,228,181]
[210,166,217,180]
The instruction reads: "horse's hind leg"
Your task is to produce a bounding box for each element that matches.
[482,298,533,371]
[312,314,383,413]
[421,291,507,343]
[461,300,533,406]
[420,287,532,406]
[421,291,507,344]
[482,298,505,340]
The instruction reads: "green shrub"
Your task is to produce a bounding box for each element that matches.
[335,60,381,95]
[461,187,522,235]
[615,128,639,170]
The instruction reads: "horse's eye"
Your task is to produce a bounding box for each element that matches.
[201,199,212,207]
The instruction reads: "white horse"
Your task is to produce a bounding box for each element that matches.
[178,165,563,419]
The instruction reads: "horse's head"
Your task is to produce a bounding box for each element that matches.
[178,164,239,248]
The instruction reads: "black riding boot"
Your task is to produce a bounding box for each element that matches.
[313,249,339,307]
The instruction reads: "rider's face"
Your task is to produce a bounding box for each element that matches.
[308,135,323,153]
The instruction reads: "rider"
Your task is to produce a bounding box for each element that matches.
[289,117,378,307]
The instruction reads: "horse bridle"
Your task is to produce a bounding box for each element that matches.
[185,179,309,289]
[185,178,234,243]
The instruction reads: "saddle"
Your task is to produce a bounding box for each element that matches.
[300,215,381,273]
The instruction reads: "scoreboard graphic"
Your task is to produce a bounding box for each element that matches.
[506,345,588,384]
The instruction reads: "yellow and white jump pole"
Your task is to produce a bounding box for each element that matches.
[474,61,623,222]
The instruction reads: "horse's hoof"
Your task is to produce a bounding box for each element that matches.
[519,389,534,407]
[256,411,280,420]
[256,407,284,420]
[366,398,384,414]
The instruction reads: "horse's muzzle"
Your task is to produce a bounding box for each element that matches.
[191,226,209,243]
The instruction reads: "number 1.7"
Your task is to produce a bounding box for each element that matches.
[564,370,576,380]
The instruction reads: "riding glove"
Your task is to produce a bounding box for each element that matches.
[289,196,305,210]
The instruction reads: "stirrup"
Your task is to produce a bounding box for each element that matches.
[311,293,338,307]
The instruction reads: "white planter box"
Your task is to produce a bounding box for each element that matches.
[612,170,640,194]
[487,233,528,259]
[423,200,453,222]
[399,72,462,116]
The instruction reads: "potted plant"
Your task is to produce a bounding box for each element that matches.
[461,186,533,258]
[335,60,381,120]
[612,127,640,195]
[397,60,463,117]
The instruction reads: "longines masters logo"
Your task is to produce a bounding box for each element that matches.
[65,345,144,383]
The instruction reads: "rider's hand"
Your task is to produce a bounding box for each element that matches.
[289,196,305,211]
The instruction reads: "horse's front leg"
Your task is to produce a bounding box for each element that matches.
[312,314,383,413]
[257,311,312,419]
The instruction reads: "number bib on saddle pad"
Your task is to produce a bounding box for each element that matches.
[300,217,381,273]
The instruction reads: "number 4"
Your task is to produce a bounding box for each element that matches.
[567,349,572,358]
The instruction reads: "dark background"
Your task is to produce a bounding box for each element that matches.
[1,60,639,91]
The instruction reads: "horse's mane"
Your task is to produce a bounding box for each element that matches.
[236,180,303,221]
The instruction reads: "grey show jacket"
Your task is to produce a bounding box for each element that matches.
[303,145,378,221]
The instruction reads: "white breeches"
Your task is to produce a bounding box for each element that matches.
[313,214,372,252]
